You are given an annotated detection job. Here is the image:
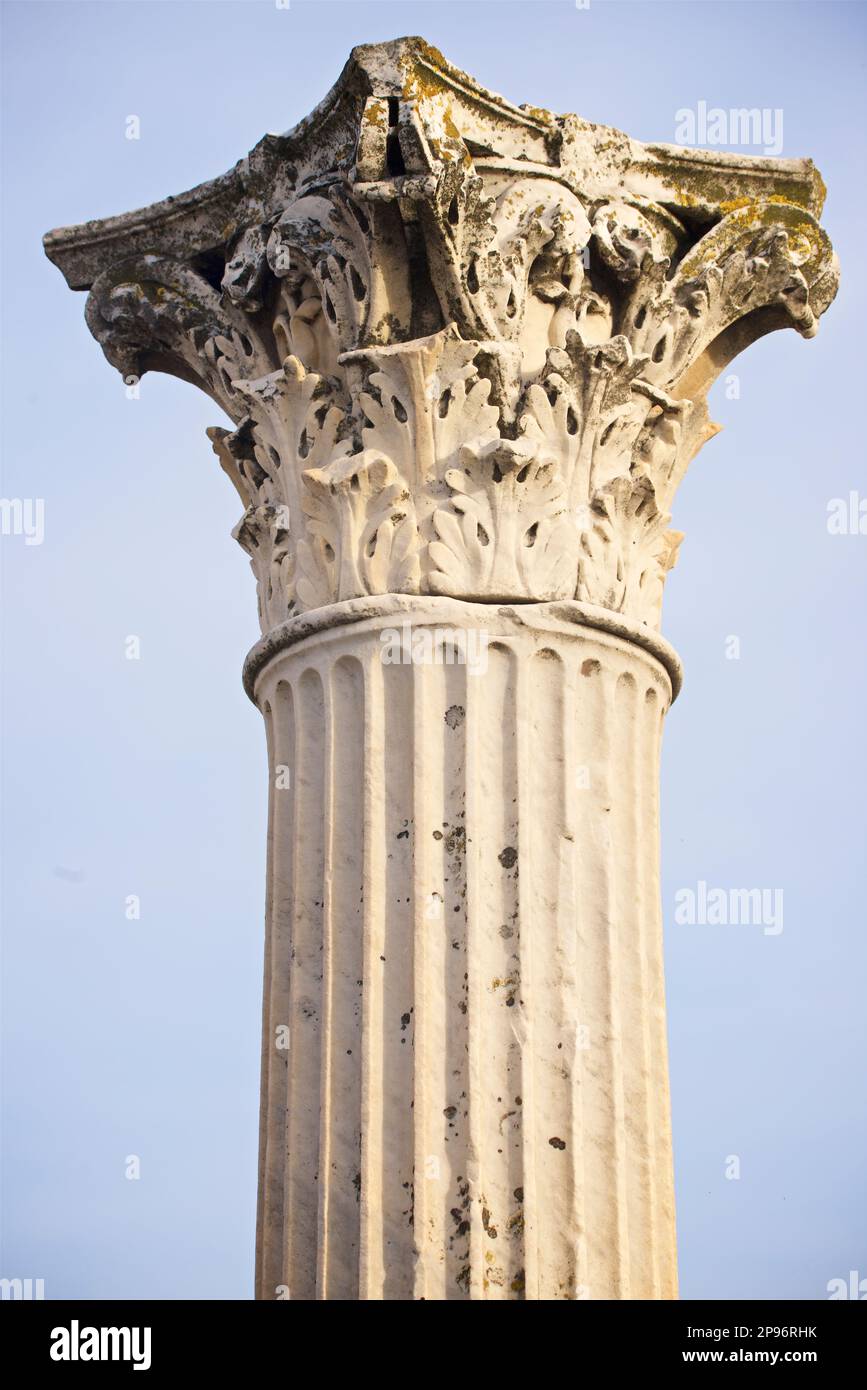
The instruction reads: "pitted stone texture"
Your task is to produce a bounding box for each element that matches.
[253,599,676,1300]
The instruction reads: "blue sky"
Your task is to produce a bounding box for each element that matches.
[2,0,865,1300]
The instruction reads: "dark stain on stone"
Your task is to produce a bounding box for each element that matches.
[498,846,518,869]
[549,1136,566,1150]
[445,824,466,856]
[444,704,465,729]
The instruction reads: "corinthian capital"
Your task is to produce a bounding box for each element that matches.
[44,36,837,632]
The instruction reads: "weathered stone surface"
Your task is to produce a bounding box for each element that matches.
[45,36,837,1300]
[44,36,837,633]
[252,598,679,1300]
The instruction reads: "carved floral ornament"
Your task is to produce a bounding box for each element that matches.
[45,38,838,632]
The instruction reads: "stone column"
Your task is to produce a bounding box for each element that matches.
[247,595,681,1301]
[44,38,837,1300]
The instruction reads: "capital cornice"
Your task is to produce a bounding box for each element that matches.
[45,36,838,631]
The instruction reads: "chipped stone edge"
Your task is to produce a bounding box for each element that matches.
[43,35,827,292]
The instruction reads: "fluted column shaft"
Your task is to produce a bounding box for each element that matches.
[250,596,680,1301]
